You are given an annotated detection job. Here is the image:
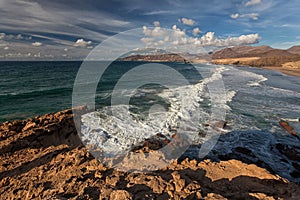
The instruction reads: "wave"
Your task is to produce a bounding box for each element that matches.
[81,66,232,158]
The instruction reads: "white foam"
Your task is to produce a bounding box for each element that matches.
[281,118,300,122]
[81,66,232,157]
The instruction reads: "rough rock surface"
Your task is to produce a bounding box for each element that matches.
[1,109,300,199]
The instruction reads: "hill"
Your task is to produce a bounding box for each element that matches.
[212,46,273,59]
[288,45,300,54]
[212,45,300,68]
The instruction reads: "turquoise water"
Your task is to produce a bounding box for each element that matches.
[0,61,202,122]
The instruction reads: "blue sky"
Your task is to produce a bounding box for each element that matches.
[0,0,300,60]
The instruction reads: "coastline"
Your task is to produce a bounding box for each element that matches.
[261,66,300,77]
[1,108,299,199]
[211,59,300,77]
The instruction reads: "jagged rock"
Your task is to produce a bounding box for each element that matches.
[279,120,298,136]
[132,133,170,153]
[22,122,36,131]
[109,190,132,200]
[203,120,227,129]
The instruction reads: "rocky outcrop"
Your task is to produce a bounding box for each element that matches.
[0,109,299,199]
[279,120,298,137]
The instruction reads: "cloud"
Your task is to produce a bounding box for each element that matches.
[153,21,160,27]
[0,0,129,44]
[230,13,259,20]
[16,34,23,40]
[0,33,30,40]
[143,26,168,37]
[245,0,262,6]
[198,32,260,47]
[143,10,176,16]
[74,39,93,48]
[180,18,195,26]
[192,27,201,36]
[141,26,260,53]
[230,13,240,19]
[0,33,6,39]
[32,42,43,47]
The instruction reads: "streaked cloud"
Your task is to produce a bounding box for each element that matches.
[230,13,259,20]
[0,0,299,60]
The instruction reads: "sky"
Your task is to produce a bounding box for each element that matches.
[0,0,300,60]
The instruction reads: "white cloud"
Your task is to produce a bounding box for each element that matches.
[153,21,160,27]
[32,42,43,47]
[74,39,93,48]
[141,26,260,53]
[230,13,259,20]
[199,32,260,47]
[230,13,240,19]
[143,26,168,37]
[245,0,262,6]
[180,18,195,26]
[0,33,6,39]
[192,27,201,36]
[16,34,23,40]
[0,33,29,40]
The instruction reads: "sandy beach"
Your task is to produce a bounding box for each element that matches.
[262,66,300,77]
[212,58,300,77]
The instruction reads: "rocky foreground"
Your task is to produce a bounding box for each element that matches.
[1,108,300,199]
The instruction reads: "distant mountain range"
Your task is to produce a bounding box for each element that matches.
[119,45,300,69]
[212,45,300,67]
[118,52,210,63]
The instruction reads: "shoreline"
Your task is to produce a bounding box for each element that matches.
[261,66,300,77]
[211,58,300,77]
[1,108,300,198]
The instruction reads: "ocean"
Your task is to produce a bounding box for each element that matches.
[1,61,300,182]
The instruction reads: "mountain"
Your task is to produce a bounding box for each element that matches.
[212,45,300,67]
[119,53,187,62]
[119,53,211,63]
[288,45,300,54]
[260,49,296,57]
[212,45,273,59]
[211,48,239,59]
